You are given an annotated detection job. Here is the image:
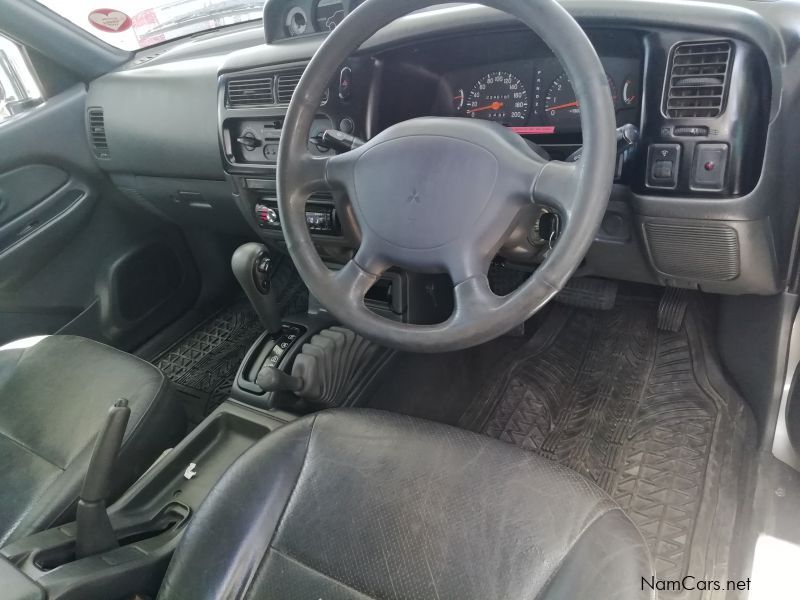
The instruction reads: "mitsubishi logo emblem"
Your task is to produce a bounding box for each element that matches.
[407,189,421,205]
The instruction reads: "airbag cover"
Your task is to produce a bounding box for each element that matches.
[353,136,498,250]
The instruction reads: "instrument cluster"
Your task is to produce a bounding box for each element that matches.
[373,29,643,141]
[445,56,641,135]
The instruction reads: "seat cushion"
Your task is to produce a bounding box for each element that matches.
[159,409,653,600]
[0,335,185,545]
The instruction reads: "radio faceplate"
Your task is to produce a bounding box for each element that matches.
[254,196,341,236]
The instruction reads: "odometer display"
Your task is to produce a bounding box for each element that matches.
[466,71,529,126]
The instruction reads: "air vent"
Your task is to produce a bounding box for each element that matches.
[226,75,275,108]
[276,70,303,104]
[87,107,110,160]
[663,40,733,118]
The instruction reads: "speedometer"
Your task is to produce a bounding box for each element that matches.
[466,72,529,126]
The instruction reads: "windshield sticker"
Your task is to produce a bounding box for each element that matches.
[88,9,132,33]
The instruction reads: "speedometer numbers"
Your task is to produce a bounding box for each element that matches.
[465,72,529,126]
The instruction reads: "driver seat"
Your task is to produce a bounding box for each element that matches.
[158,410,654,600]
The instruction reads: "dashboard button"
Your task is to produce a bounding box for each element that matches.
[673,126,709,137]
[646,144,681,189]
[691,143,728,191]
[263,143,279,161]
[653,160,673,179]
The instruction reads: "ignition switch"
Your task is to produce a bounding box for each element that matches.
[529,210,562,249]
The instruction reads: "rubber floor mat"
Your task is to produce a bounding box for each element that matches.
[155,257,308,423]
[459,299,753,597]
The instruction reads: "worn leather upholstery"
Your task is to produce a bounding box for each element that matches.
[159,409,654,600]
[0,336,184,545]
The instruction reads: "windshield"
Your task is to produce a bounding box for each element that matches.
[36,1,263,50]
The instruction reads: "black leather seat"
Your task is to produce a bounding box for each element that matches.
[159,410,654,600]
[0,335,184,545]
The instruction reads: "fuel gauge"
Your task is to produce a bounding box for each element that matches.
[453,88,465,113]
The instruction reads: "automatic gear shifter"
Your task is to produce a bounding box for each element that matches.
[232,243,283,335]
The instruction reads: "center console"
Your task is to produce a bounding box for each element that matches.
[1,402,290,599]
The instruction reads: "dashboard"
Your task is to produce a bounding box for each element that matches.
[84,0,800,299]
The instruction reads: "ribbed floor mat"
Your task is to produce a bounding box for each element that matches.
[155,258,308,423]
[459,300,753,595]
[156,301,263,422]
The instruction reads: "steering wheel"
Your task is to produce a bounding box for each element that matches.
[278,0,616,353]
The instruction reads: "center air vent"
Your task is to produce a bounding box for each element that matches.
[226,75,275,108]
[225,67,324,109]
[87,107,110,160]
[663,40,733,118]
[276,70,304,104]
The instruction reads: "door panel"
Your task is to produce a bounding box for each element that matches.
[0,164,68,223]
[0,84,200,348]
[0,177,95,281]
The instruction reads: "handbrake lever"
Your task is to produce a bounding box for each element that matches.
[74,399,130,559]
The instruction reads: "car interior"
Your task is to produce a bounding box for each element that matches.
[1,0,799,598]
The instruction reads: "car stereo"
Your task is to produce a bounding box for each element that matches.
[254,197,341,236]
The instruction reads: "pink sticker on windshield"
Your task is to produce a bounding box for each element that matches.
[88,9,132,33]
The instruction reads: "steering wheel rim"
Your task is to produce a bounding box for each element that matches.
[277,0,616,353]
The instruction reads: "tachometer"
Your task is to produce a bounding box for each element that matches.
[466,71,529,126]
[543,72,618,127]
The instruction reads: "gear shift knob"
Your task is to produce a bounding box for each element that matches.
[232,243,283,335]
